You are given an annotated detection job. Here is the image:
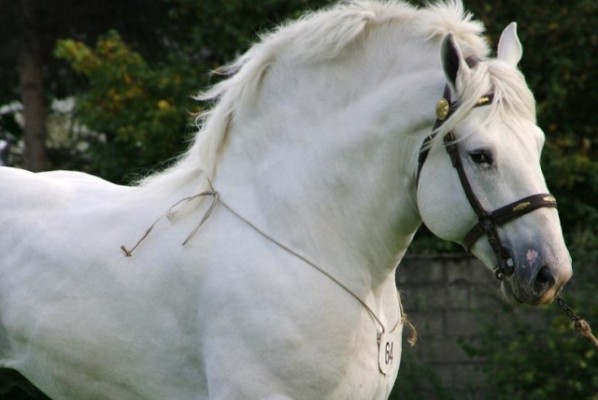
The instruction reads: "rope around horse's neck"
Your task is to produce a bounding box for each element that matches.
[121,185,417,344]
[120,190,220,256]
[217,194,417,345]
[217,195,385,333]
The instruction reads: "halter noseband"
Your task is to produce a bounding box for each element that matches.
[416,86,557,280]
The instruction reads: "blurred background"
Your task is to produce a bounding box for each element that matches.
[0,0,595,399]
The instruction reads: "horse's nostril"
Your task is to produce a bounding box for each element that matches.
[534,266,555,295]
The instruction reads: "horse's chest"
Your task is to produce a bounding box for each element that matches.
[198,253,402,399]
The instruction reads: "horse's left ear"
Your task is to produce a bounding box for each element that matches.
[497,22,523,66]
[441,33,471,94]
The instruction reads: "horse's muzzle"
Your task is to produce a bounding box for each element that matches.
[503,249,572,305]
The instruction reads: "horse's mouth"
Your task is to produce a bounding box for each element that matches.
[501,277,565,306]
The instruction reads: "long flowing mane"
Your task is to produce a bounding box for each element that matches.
[139,0,532,192]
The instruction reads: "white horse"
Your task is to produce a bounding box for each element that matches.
[0,1,572,399]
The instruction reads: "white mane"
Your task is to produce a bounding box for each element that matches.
[139,0,534,191]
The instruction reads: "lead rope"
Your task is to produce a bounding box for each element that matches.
[492,274,598,350]
[494,271,597,350]
[555,296,598,350]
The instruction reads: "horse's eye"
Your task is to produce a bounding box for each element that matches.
[469,149,493,165]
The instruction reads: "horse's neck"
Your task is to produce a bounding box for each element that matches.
[214,55,444,286]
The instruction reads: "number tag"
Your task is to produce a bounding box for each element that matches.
[378,332,397,375]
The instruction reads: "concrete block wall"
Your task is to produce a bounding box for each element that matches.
[394,254,545,399]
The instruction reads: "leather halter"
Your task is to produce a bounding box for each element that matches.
[416,86,558,280]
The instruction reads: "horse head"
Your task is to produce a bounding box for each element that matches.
[416,24,572,305]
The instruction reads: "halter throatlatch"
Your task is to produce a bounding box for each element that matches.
[417,86,558,280]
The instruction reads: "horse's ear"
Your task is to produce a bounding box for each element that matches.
[497,22,523,66]
[441,33,470,94]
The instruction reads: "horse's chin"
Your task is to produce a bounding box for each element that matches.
[500,280,559,306]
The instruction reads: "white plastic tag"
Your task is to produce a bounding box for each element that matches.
[378,332,396,375]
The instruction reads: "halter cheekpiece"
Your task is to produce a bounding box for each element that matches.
[416,85,557,280]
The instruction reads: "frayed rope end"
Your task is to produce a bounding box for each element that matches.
[120,246,133,257]
[575,319,598,350]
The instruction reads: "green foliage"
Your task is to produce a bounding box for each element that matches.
[464,310,598,399]
[54,31,197,182]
